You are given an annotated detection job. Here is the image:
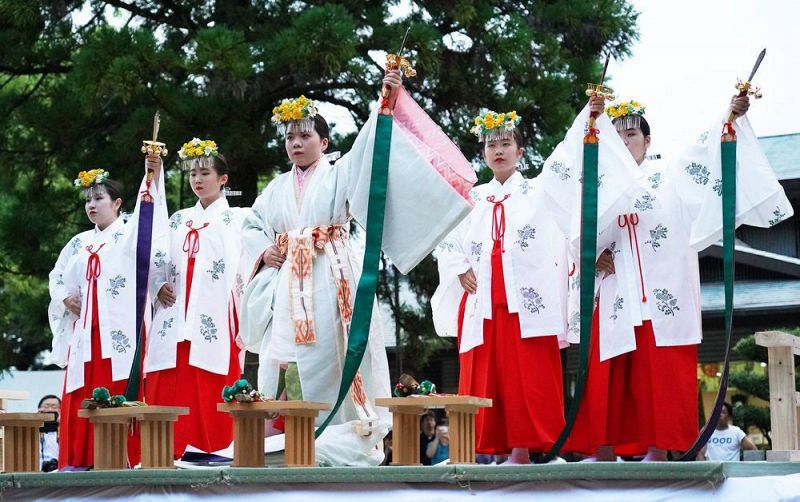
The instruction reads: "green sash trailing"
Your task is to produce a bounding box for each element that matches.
[315,114,393,438]
[679,133,737,460]
[546,134,599,460]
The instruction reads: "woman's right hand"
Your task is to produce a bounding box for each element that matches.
[596,249,615,275]
[63,295,82,316]
[157,283,177,307]
[458,268,477,294]
[262,245,286,269]
[589,94,606,115]
[145,154,162,184]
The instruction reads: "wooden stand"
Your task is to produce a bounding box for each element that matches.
[78,406,188,469]
[0,412,54,473]
[756,331,800,461]
[0,390,31,472]
[218,401,331,467]
[375,395,491,465]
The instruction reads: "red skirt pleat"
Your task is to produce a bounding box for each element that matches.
[59,286,141,469]
[567,308,698,456]
[457,241,565,455]
[145,339,240,458]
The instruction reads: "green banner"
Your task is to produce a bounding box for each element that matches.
[546,141,598,460]
[680,138,737,460]
[315,114,393,438]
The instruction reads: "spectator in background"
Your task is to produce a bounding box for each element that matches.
[38,394,60,472]
[420,412,437,465]
[698,402,757,461]
[426,420,450,465]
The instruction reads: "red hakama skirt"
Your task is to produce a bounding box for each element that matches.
[567,308,698,456]
[457,240,565,455]
[59,284,141,469]
[145,338,240,458]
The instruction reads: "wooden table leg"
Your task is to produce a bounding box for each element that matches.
[231,413,265,467]
[447,406,478,464]
[140,416,177,468]
[284,410,319,467]
[93,420,129,470]
[3,424,40,472]
[390,410,422,466]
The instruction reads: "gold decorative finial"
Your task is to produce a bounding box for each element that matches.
[141,111,168,157]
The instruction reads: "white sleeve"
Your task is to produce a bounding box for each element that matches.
[673,113,794,251]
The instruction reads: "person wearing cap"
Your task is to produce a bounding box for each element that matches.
[239,71,474,466]
[47,157,166,469]
[558,94,793,461]
[431,111,572,464]
[146,141,245,460]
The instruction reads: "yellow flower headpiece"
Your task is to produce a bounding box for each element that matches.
[605,100,645,120]
[178,138,219,160]
[470,110,521,142]
[271,96,318,134]
[74,169,110,188]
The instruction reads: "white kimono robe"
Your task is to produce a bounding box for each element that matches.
[240,95,474,466]
[544,110,793,361]
[48,173,167,393]
[432,172,570,352]
[147,197,245,375]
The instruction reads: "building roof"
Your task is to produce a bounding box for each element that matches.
[700,242,800,278]
[701,279,800,313]
[760,133,800,181]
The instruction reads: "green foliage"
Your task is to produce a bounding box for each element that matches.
[733,335,768,364]
[729,371,769,401]
[733,403,771,445]
[0,0,639,372]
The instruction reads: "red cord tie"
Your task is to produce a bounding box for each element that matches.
[182,220,210,314]
[618,213,647,302]
[82,243,106,328]
[486,194,510,253]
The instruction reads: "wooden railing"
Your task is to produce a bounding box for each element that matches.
[755,330,800,461]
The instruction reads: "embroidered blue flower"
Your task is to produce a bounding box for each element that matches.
[70,237,82,256]
[106,274,126,298]
[520,180,531,194]
[610,295,624,321]
[158,317,173,339]
[515,225,536,250]
[56,274,64,286]
[713,178,722,197]
[568,311,580,336]
[645,224,668,251]
[200,314,218,342]
[520,287,545,314]
[597,173,605,189]
[169,212,183,230]
[697,131,709,144]
[549,161,570,181]
[471,241,482,260]
[437,241,455,253]
[769,206,787,226]
[634,192,655,212]
[648,172,662,190]
[207,259,225,282]
[154,249,167,268]
[222,210,233,225]
[112,231,124,244]
[469,189,482,203]
[653,288,680,316]
[685,162,710,186]
[111,330,131,353]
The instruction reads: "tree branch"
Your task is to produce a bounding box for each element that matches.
[103,0,197,30]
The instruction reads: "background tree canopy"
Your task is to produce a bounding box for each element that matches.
[0,0,639,372]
